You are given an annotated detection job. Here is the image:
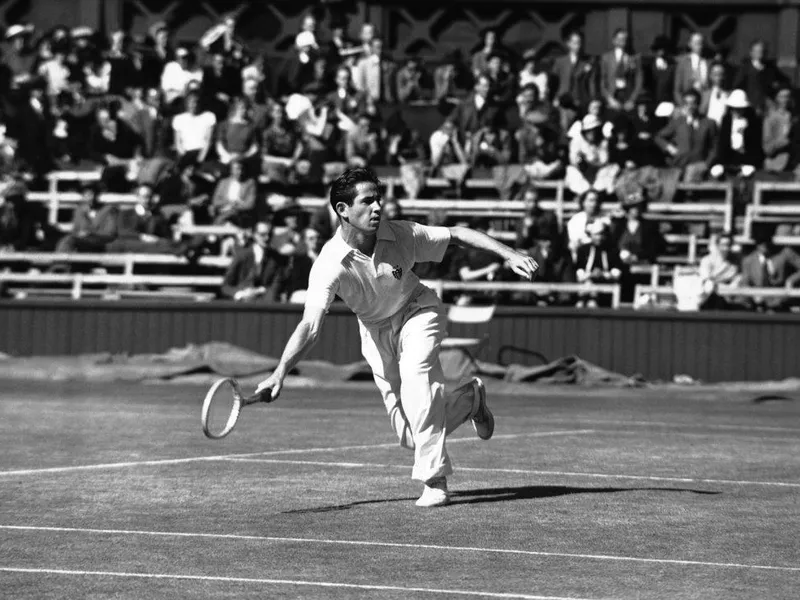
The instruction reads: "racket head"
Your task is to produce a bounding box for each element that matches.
[201,378,244,439]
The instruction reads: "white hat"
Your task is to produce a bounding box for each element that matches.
[175,46,190,57]
[71,26,94,39]
[5,24,33,40]
[587,219,608,235]
[654,101,675,118]
[295,31,317,49]
[726,89,750,109]
[285,94,313,121]
[581,114,602,132]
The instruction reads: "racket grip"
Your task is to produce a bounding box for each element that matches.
[243,388,273,406]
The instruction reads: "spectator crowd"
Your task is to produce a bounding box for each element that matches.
[0,13,798,309]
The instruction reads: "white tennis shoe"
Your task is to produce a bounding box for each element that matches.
[416,477,450,508]
[470,377,494,440]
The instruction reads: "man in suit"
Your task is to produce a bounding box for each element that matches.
[739,229,800,310]
[450,74,497,140]
[551,30,597,111]
[710,89,763,179]
[600,28,643,112]
[655,89,718,182]
[732,39,787,117]
[699,62,730,125]
[202,51,241,120]
[353,38,397,104]
[326,66,366,118]
[643,35,675,105]
[221,219,285,301]
[673,32,709,105]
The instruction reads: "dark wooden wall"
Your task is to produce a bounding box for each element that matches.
[2,300,798,382]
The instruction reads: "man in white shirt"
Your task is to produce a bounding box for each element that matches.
[674,32,709,104]
[161,47,203,105]
[700,62,729,125]
[171,91,216,162]
[255,167,539,508]
[353,38,396,103]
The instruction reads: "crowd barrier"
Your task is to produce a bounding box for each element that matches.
[635,284,800,304]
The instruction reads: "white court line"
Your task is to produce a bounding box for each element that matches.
[536,418,800,434]
[0,567,599,600]
[2,525,798,573]
[225,457,800,489]
[0,430,594,477]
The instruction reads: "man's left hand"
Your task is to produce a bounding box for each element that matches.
[506,252,539,280]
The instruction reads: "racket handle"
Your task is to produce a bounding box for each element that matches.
[242,388,273,406]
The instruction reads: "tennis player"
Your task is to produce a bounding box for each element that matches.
[257,167,538,507]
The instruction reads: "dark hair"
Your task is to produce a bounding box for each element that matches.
[329,167,381,213]
[565,30,584,42]
[578,189,602,210]
[682,88,701,103]
[613,28,628,39]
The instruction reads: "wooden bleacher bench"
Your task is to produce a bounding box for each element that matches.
[634,284,800,304]
[0,252,231,275]
[420,279,622,308]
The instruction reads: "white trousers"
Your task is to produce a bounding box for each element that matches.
[359,286,477,483]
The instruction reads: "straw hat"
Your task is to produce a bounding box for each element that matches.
[726,89,750,109]
[285,94,313,121]
[5,24,34,40]
[581,114,602,132]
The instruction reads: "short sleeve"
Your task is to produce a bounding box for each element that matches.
[303,257,340,316]
[411,222,451,264]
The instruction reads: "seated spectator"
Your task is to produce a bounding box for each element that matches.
[486,51,516,107]
[161,45,203,107]
[261,103,303,184]
[470,28,498,79]
[106,184,182,254]
[386,125,426,166]
[566,114,619,195]
[709,90,763,180]
[284,227,322,303]
[700,62,729,126]
[0,181,55,251]
[327,66,365,118]
[242,76,270,131]
[518,49,549,103]
[515,109,562,178]
[309,201,338,243]
[352,38,396,104]
[119,87,167,159]
[739,228,800,311]
[270,208,304,256]
[83,50,112,96]
[628,94,664,166]
[433,50,469,103]
[575,220,623,307]
[610,190,663,265]
[733,40,786,117]
[467,122,511,168]
[172,91,216,163]
[655,89,717,182]
[211,159,256,226]
[454,218,506,305]
[286,93,334,186]
[55,183,119,252]
[88,104,142,192]
[698,232,740,310]
[202,51,241,120]
[567,189,608,255]
[644,35,676,106]
[158,155,210,225]
[216,97,259,167]
[450,74,497,139]
[38,46,71,99]
[429,119,468,175]
[413,210,458,285]
[345,113,382,167]
[513,228,576,306]
[762,86,796,174]
[396,56,427,103]
[552,31,597,112]
[221,219,283,302]
[515,185,560,250]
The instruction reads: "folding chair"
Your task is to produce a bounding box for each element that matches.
[440,304,496,367]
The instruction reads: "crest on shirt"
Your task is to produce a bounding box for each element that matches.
[391,264,403,280]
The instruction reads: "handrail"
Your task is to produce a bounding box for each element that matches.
[420,279,621,308]
[635,284,800,300]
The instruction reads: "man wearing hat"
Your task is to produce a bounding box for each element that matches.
[710,89,762,179]
[552,30,597,111]
[4,24,36,87]
[643,35,675,105]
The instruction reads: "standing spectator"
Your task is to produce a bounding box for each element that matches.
[644,35,676,105]
[221,219,283,301]
[515,185,560,250]
[698,232,740,309]
[763,85,797,174]
[301,55,334,97]
[710,90,762,180]
[242,77,270,131]
[655,89,718,182]
[216,97,259,168]
[200,13,246,61]
[629,94,663,166]
[470,29,497,79]
[345,113,382,167]
[610,190,663,265]
[700,62,730,126]
[674,32,709,105]
[353,38,396,104]
[38,46,71,99]
[396,56,427,103]
[88,104,142,191]
[161,46,203,107]
[282,31,317,97]
[211,159,256,226]
[566,114,619,195]
[450,74,496,138]
[4,25,36,89]
[486,50,516,107]
[106,30,131,96]
[600,28,642,113]
[575,220,623,307]
[552,30,597,111]
[739,229,800,311]
[733,40,786,117]
[567,188,607,255]
[150,22,174,65]
[14,81,53,176]
[171,90,216,163]
[518,49,549,104]
[262,103,303,184]
[0,182,50,251]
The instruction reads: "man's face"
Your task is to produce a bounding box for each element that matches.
[567,34,582,54]
[689,33,703,55]
[303,15,316,32]
[338,181,382,233]
[371,39,382,58]
[383,202,400,221]
[137,186,153,207]
[213,54,225,70]
[361,24,375,44]
[776,89,792,110]
[484,31,496,48]
[97,109,111,127]
[304,229,321,251]
[523,190,538,211]
[684,93,699,116]
[475,76,490,98]
[243,79,258,99]
[146,89,159,107]
[717,237,732,258]
[613,31,628,50]
[488,56,501,76]
[336,68,350,88]
[750,42,765,62]
[757,241,771,256]
[253,222,272,247]
[709,64,725,87]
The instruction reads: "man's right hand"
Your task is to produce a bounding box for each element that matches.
[256,370,284,402]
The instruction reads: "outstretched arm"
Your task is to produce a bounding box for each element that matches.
[255,306,327,401]
[448,226,539,280]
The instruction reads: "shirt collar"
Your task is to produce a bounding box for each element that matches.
[329,220,396,263]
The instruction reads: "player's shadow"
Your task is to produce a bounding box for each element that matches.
[282,484,720,514]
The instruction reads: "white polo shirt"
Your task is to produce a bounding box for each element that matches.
[305,220,451,325]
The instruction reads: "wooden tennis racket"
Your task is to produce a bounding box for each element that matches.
[201,378,274,439]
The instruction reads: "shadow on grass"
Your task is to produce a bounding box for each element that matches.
[283,484,720,514]
[752,394,795,404]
